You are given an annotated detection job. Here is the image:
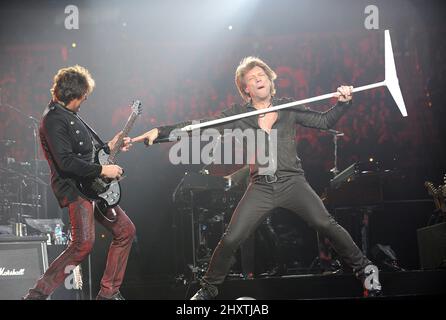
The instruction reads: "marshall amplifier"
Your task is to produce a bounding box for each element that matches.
[0,235,49,300]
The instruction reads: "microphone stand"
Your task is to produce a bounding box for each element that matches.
[30,116,41,219]
[325,129,344,177]
[311,128,344,274]
[2,102,44,219]
[198,134,222,175]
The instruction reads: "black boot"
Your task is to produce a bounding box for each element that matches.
[190,280,218,300]
[96,291,125,300]
[355,264,382,298]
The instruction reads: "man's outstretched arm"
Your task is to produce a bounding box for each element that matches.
[294,85,353,130]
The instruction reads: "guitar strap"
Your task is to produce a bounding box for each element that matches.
[74,114,106,146]
[76,114,108,155]
[74,115,111,165]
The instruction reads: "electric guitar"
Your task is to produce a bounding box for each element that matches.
[425,181,440,211]
[440,174,446,214]
[424,175,446,215]
[76,100,142,221]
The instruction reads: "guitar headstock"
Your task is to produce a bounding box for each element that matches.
[425,175,446,214]
[424,181,437,197]
[131,100,143,116]
[442,174,446,198]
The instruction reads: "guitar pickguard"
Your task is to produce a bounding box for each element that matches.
[77,148,121,207]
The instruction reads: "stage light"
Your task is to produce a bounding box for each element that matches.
[71,42,77,48]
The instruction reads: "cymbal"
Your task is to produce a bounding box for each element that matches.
[10,202,42,208]
[0,168,48,185]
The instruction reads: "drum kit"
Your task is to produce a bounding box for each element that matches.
[0,102,49,234]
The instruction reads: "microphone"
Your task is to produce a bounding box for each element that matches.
[144,134,181,146]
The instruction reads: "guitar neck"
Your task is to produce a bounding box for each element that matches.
[108,112,137,163]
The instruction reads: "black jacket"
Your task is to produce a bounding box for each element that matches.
[40,101,105,207]
[157,97,352,180]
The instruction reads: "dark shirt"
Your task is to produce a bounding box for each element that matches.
[39,101,104,207]
[157,97,352,180]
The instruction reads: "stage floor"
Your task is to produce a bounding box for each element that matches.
[120,269,446,300]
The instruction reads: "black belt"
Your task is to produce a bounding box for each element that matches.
[259,174,278,184]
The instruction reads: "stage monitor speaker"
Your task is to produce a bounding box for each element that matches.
[0,235,49,300]
[417,222,446,270]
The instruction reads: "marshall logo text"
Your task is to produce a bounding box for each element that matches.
[0,267,25,276]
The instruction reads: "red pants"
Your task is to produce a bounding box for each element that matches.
[28,197,136,298]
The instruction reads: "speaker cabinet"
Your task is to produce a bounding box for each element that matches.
[417,222,446,270]
[0,236,48,300]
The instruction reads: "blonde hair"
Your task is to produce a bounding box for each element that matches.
[235,56,277,102]
[51,65,95,104]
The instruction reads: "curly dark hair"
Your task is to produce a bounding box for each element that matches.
[51,65,95,105]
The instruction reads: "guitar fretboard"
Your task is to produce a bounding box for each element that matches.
[108,111,138,163]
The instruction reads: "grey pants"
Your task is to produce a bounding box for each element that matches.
[203,174,370,284]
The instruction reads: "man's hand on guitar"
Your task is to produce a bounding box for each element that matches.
[132,128,159,145]
[101,165,124,180]
[108,131,133,152]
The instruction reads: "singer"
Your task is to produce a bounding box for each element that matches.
[132,56,382,299]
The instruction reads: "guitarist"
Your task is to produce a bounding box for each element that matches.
[23,65,135,300]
